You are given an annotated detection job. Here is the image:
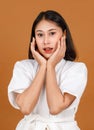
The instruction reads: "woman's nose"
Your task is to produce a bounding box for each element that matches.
[44,36,49,45]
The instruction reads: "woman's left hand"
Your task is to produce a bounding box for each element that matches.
[47,36,66,68]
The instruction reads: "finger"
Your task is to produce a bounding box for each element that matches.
[31,37,35,51]
[63,35,66,50]
[62,36,66,57]
[52,40,60,58]
[61,36,66,49]
[30,38,36,59]
[57,39,61,51]
[57,36,66,58]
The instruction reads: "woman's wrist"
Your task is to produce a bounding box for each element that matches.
[47,60,56,69]
[40,63,47,70]
[47,62,55,71]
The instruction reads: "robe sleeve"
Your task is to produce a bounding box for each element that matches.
[8,61,34,109]
[59,63,88,101]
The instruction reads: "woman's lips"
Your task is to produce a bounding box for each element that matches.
[43,47,53,54]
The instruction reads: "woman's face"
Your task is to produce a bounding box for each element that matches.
[35,19,63,59]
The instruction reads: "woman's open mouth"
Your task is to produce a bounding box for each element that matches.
[43,47,53,54]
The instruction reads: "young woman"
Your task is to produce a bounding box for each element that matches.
[8,10,88,130]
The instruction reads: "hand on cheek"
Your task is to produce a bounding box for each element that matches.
[47,35,66,67]
[31,37,47,66]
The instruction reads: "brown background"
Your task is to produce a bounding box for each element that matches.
[0,0,94,130]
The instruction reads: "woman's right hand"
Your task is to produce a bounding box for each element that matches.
[31,37,47,67]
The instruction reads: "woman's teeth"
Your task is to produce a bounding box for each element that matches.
[44,47,53,50]
[44,47,53,53]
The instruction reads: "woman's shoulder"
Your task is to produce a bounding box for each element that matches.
[65,60,87,73]
[13,59,38,71]
[66,60,87,67]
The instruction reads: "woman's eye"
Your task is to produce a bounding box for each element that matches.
[50,32,56,36]
[37,33,43,37]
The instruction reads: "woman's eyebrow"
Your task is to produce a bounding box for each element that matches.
[48,29,57,31]
[35,30,43,32]
[36,28,57,32]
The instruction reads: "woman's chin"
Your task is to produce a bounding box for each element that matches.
[43,53,53,60]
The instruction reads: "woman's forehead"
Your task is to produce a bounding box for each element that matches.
[35,19,61,32]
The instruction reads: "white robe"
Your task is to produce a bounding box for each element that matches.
[8,59,87,130]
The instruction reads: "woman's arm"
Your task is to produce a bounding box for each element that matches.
[16,38,47,115]
[16,65,46,115]
[46,36,75,115]
[46,64,75,115]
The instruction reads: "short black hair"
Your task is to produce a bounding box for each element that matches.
[28,10,77,61]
